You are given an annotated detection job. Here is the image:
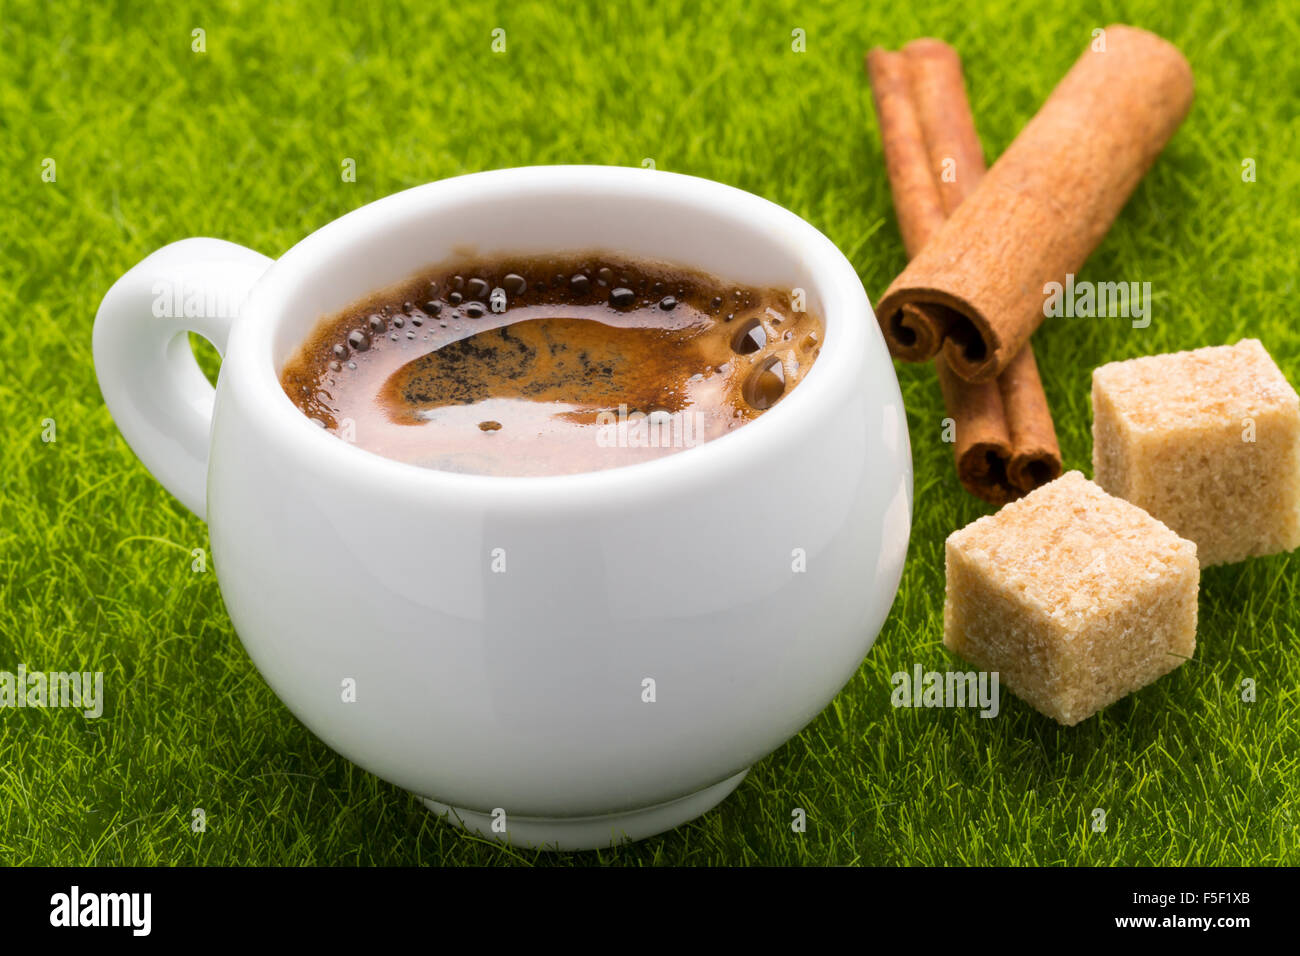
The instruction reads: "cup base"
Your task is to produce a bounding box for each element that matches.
[420,769,749,851]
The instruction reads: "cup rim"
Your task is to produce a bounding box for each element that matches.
[225,165,877,505]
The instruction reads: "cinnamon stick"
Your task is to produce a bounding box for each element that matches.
[875,25,1194,384]
[866,41,1061,503]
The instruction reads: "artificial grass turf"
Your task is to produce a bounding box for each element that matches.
[1,0,1298,866]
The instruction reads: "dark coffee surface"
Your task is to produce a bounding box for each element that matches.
[280,253,823,476]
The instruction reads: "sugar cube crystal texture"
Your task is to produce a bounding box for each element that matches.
[944,471,1198,726]
[1092,339,1300,566]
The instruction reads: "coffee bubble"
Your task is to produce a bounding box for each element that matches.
[733,319,766,354]
[743,356,786,410]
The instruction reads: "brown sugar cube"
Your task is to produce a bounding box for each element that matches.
[944,471,1198,726]
[1092,339,1300,567]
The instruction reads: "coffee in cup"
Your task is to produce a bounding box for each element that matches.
[280,253,824,475]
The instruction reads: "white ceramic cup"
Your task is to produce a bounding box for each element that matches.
[94,165,912,850]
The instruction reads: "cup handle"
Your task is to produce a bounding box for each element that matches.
[94,238,273,519]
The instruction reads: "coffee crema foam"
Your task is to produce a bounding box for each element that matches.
[280,254,824,476]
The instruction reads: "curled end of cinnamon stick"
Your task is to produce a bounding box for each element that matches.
[887,302,947,361]
[939,318,1000,383]
[956,441,1018,505]
[875,287,1001,381]
[1008,450,1063,494]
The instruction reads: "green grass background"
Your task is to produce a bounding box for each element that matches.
[1,0,1297,866]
